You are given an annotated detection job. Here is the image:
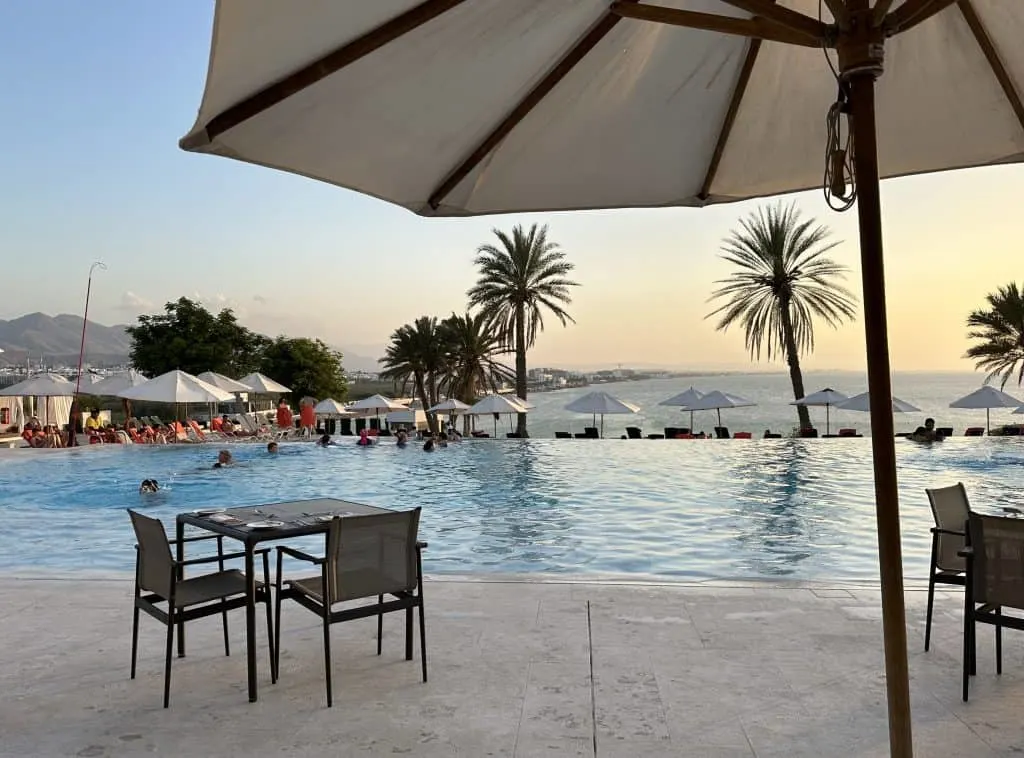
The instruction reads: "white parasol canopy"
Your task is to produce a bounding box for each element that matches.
[682,390,755,429]
[659,386,706,430]
[237,372,291,394]
[950,385,1021,433]
[836,392,920,414]
[197,371,253,394]
[514,396,535,410]
[466,393,527,437]
[0,373,73,397]
[348,394,408,414]
[428,398,472,414]
[564,390,639,437]
[119,370,235,404]
[792,388,850,436]
[313,398,352,416]
[90,370,150,396]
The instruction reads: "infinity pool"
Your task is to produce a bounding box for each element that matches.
[2,438,1021,580]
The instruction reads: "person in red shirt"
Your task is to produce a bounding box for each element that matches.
[276,398,294,430]
[299,399,316,437]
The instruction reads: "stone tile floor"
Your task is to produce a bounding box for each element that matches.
[2,576,1022,757]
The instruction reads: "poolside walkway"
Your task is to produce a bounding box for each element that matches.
[2,576,1022,757]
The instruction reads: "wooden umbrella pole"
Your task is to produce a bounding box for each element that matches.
[844,22,914,756]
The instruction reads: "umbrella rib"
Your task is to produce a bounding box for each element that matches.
[427,5,630,211]
[882,0,958,36]
[612,3,823,47]
[715,0,829,39]
[196,0,469,144]
[821,0,850,29]
[698,35,765,200]
[871,0,897,26]
[956,0,1024,135]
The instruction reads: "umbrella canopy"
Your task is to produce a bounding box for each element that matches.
[177,1,1024,751]
[76,372,104,386]
[313,398,352,416]
[564,390,639,437]
[428,398,472,413]
[792,387,850,435]
[465,394,527,416]
[0,373,73,397]
[514,396,535,410]
[236,372,291,394]
[682,390,755,429]
[950,385,1021,433]
[348,394,408,414]
[659,387,705,407]
[90,370,150,396]
[836,392,920,414]
[196,371,253,394]
[119,370,235,404]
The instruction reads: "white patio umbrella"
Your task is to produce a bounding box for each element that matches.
[682,391,756,430]
[466,393,527,438]
[428,398,471,414]
[564,390,639,438]
[90,370,149,396]
[348,393,408,430]
[177,1,1024,749]
[313,398,352,416]
[0,373,73,397]
[792,388,850,436]
[836,392,920,414]
[119,370,235,404]
[659,387,705,432]
[236,371,291,423]
[950,385,1021,434]
[196,371,253,394]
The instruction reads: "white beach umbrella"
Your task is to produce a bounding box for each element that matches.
[119,370,235,404]
[836,392,920,415]
[659,386,706,432]
[237,372,291,394]
[348,394,408,414]
[196,371,253,394]
[313,398,352,416]
[466,393,527,437]
[564,390,639,438]
[792,388,850,436]
[90,370,149,396]
[514,396,535,410]
[0,373,73,397]
[176,1,1024,747]
[950,385,1021,434]
[428,398,472,414]
[683,391,756,429]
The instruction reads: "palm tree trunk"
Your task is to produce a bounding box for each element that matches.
[781,301,811,430]
[415,372,436,435]
[514,303,528,437]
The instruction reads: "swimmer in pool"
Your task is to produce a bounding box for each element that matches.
[213,450,234,468]
[139,479,160,493]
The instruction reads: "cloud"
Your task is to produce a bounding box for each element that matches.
[253,294,269,304]
[116,291,153,312]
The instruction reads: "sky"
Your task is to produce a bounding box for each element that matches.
[1,2,1021,373]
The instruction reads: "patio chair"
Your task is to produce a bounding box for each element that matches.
[127,510,274,707]
[273,509,427,707]
[965,427,985,437]
[583,427,599,438]
[625,426,642,439]
[714,426,730,439]
[960,513,1024,701]
[924,482,970,651]
[555,431,571,439]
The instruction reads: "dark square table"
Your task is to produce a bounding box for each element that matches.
[176,497,393,702]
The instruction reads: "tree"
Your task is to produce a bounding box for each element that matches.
[467,224,578,437]
[440,312,515,429]
[379,316,447,433]
[127,297,268,377]
[706,203,857,430]
[965,283,1024,388]
[260,337,347,402]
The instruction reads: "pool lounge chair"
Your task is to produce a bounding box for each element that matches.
[965,427,985,437]
[127,510,274,707]
[924,482,970,652]
[625,427,642,439]
[555,431,571,439]
[714,427,730,439]
[273,509,427,707]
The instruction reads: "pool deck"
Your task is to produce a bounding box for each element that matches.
[2,575,1022,757]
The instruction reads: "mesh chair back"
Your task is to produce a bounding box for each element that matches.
[128,509,174,598]
[926,483,970,572]
[968,513,1024,608]
[325,508,421,604]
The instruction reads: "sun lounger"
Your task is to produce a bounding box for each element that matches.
[625,426,642,439]
[733,432,752,439]
[965,427,985,437]
[714,427,731,439]
[555,431,571,439]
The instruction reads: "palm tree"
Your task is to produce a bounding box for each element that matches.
[440,312,515,430]
[707,203,857,430]
[965,283,1024,388]
[468,224,579,437]
[379,316,446,433]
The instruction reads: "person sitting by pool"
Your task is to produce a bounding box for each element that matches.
[356,428,373,446]
[317,434,333,447]
[22,426,46,448]
[267,441,279,454]
[911,417,944,442]
[85,409,102,433]
[395,429,408,447]
[213,449,234,468]
[139,479,160,493]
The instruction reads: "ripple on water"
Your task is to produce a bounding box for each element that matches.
[1,437,1022,579]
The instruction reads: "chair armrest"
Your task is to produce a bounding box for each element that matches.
[169,534,221,545]
[416,541,428,550]
[178,547,272,567]
[930,527,966,537]
[958,547,975,558]
[277,545,325,564]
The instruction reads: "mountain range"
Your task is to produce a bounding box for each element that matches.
[0,312,383,372]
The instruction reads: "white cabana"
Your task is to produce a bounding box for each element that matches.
[0,396,26,433]
[564,390,639,438]
[950,386,1021,434]
[836,392,920,415]
[386,408,428,431]
[119,370,235,404]
[197,371,253,394]
[683,391,756,431]
[792,388,850,436]
[0,373,73,397]
[466,393,527,438]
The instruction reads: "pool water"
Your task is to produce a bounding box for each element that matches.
[2,438,1021,580]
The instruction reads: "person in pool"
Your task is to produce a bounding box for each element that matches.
[395,429,408,448]
[911,418,943,443]
[139,479,160,493]
[422,436,435,452]
[356,428,373,446]
[267,441,279,454]
[317,434,332,447]
[213,449,234,468]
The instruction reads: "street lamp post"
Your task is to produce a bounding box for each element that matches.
[68,262,106,446]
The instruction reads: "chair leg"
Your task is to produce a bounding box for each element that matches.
[996,607,1003,675]
[322,610,333,708]
[163,608,175,708]
[377,594,383,656]
[405,607,413,661]
[924,574,936,652]
[962,607,971,702]
[221,600,230,657]
[418,600,427,683]
[264,592,276,684]
[130,600,141,679]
